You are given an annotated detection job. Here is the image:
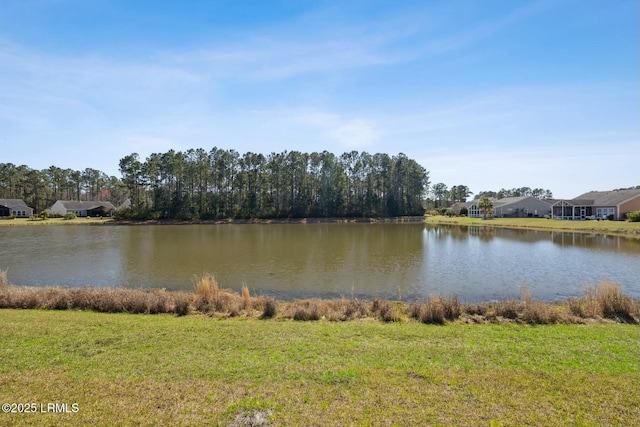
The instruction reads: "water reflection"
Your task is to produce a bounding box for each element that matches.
[0,224,638,302]
[120,224,426,300]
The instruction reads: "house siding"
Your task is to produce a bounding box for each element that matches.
[553,189,640,220]
[620,197,640,220]
[493,197,552,218]
[49,201,67,217]
[10,206,33,217]
[0,199,34,217]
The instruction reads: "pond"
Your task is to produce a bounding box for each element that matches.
[1,223,638,302]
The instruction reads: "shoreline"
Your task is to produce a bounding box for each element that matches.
[110,215,426,226]
[1,282,638,324]
[2,214,639,238]
[424,215,640,239]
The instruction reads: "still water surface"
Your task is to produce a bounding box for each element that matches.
[1,223,638,302]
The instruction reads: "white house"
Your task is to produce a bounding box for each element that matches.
[49,200,116,217]
[0,199,34,217]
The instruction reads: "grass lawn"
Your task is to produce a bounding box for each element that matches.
[425,216,640,238]
[0,217,113,226]
[1,310,638,426]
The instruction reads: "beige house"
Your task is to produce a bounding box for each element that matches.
[552,189,640,220]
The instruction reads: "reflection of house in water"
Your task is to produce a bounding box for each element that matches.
[447,224,639,255]
[552,189,640,220]
[468,226,495,241]
[550,231,639,253]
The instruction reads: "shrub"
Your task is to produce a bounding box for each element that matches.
[291,300,323,321]
[173,293,191,316]
[64,212,77,220]
[521,301,561,324]
[377,301,401,322]
[260,297,278,319]
[492,299,520,320]
[626,210,640,222]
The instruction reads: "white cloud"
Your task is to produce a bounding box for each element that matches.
[295,111,378,149]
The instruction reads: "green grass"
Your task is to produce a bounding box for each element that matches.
[425,215,640,238]
[1,310,638,426]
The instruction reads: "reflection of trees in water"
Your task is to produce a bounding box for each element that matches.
[121,223,426,296]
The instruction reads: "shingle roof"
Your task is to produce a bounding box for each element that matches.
[572,189,640,206]
[0,199,31,208]
[57,201,116,210]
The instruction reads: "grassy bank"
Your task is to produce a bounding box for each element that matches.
[0,217,113,226]
[1,276,639,325]
[1,310,638,426]
[424,215,640,238]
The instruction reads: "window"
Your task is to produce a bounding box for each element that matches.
[596,208,614,218]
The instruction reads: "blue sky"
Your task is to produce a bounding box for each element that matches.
[0,0,637,199]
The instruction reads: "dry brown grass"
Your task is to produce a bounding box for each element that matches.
[371,299,402,322]
[194,273,219,304]
[408,295,461,324]
[0,268,8,290]
[241,284,251,310]
[569,282,640,323]
[0,281,637,324]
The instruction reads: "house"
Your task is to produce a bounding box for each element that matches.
[552,189,640,220]
[0,199,35,217]
[49,200,116,217]
[461,196,552,218]
[492,196,552,218]
[117,199,131,210]
[450,201,479,215]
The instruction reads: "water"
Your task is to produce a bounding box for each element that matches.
[1,223,638,302]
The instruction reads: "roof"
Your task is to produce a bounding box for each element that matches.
[571,189,640,207]
[468,196,552,208]
[0,198,32,208]
[493,196,552,208]
[55,200,116,210]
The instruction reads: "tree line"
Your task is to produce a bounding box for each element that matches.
[119,148,429,220]
[427,183,553,209]
[0,163,127,214]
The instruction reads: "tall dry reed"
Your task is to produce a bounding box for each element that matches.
[241,284,251,310]
[194,273,219,303]
[0,268,8,290]
[0,281,637,324]
[571,282,639,322]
